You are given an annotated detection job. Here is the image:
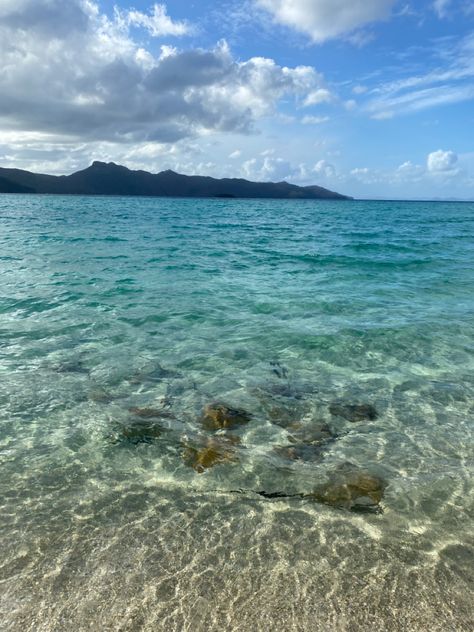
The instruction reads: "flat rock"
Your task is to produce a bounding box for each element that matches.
[128,364,178,384]
[329,402,378,422]
[200,403,252,430]
[275,423,336,462]
[89,389,114,403]
[112,419,165,445]
[288,423,335,445]
[274,443,324,462]
[128,406,175,420]
[54,360,89,375]
[309,465,386,513]
[266,404,305,428]
[182,435,240,473]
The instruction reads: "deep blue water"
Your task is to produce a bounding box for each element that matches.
[1,195,473,631]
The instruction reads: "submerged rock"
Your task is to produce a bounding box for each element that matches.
[182,435,240,473]
[265,404,305,428]
[200,403,252,430]
[270,361,289,379]
[274,443,325,462]
[54,360,89,375]
[275,423,336,462]
[288,423,335,445]
[267,383,303,399]
[88,388,114,403]
[309,465,386,513]
[329,402,378,422]
[128,364,177,385]
[129,407,175,420]
[112,419,165,445]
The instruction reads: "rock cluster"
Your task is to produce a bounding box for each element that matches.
[107,359,386,512]
[178,402,252,473]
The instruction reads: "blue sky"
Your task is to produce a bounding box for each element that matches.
[0,0,473,198]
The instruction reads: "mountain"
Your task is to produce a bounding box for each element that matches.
[0,161,352,200]
[0,175,35,194]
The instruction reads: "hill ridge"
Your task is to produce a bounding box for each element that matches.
[0,162,352,200]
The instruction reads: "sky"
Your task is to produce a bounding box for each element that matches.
[0,0,473,199]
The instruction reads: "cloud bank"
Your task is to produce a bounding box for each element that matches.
[0,0,326,144]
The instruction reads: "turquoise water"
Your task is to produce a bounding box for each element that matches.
[0,195,473,631]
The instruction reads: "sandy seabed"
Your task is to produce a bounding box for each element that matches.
[1,483,473,632]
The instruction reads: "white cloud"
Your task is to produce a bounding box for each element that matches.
[241,155,313,182]
[303,88,333,106]
[350,167,371,177]
[314,159,336,178]
[427,149,458,173]
[343,151,469,195]
[242,156,291,181]
[0,0,328,146]
[256,0,396,42]
[371,110,394,120]
[433,0,452,18]
[393,160,424,182]
[229,149,242,158]
[301,115,329,124]
[116,3,191,37]
[364,33,474,118]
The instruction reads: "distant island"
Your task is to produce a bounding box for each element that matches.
[0,161,352,200]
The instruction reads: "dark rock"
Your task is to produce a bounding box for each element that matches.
[309,465,386,513]
[329,402,378,422]
[128,364,177,384]
[270,361,289,379]
[55,360,89,375]
[112,420,165,445]
[129,407,175,420]
[288,423,335,445]
[182,435,240,473]
[200,403,252,430]
[258,395,310,428]
[267,405,303,428]
[267,383,303,399]
[88,389,114,403]
[275,423,336,462]
[274,443,324,462]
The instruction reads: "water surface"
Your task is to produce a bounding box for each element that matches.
[0,196,473,630]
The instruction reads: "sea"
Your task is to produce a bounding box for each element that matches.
[0,195,473,631]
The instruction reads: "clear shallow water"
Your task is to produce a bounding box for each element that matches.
[0,195,473,631]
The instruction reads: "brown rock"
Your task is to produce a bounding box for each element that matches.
[112,420,164,445]
[182,435,240,473]
[89,389,114,403]
[309,466,386,512]
[274,444,324,462]
[329,402,378,422]
[200,403,251,430]
[129,407,175,419]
